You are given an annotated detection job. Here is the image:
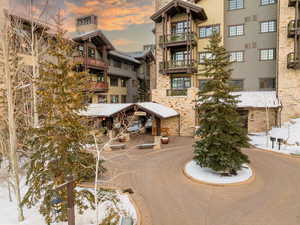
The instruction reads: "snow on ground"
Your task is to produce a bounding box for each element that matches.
[249,118,300,155]
[185,161,252,185]
[0,177,137,225]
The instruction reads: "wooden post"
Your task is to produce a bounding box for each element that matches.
[156,118,161,136]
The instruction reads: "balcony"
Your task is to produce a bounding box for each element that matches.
[90,81,109,93]
[159,60,198,74]
[166,89,188,97]
[288,20,300,38]
[289,0,300,7]
[287,52,299,69]
[74,56,108,69]
[159,32,197,47]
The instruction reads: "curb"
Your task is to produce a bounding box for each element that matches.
[182,161,255,187]
[249,145,300,159]
[78,183,141,225]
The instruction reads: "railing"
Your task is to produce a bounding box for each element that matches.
[287,52,299,69]
[288,20,300,37]
[90,81,109,92]
[166,89,188,97]
[74,56,108,69]
[159,60,197,72]
[159,32,197,45]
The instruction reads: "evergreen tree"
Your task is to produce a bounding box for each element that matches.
[22,17,105,224]
[194,33,250,175]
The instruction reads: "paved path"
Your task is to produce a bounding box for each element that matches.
[103,136,300,225]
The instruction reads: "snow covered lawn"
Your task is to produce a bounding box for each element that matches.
[185,161,252,185]
[249,118,300,155]
[0,178,137,225]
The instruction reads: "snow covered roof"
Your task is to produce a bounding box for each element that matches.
[233,91,281,108]
[109,50,141,64]
[137,102,179,119]
[79,102,179,119]
[126,50,151,59]
[79,104,133,117]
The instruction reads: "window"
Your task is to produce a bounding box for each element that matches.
[261,0,276,5]
[199,79,209,91]
[121,95,127,103]
[78,45,84,56]
[260,20,276,33]
[228,0,244,10]
[199,52,214,64]
[110,76,119,86]
[228,79,244,91]
[230,51,244,62]
[171,77,191,89]
[199,25,220,38]
[113,59,122,68]
[260,49,276,60]
[171,21,189,34]
[98,95,107,103]
[229,24,244,36]
[121,78,127,87]
[171,50,188,61]
[111,95,119,104]
[96,74,104,82]
[259,78,276,90]
[88,48,95,58]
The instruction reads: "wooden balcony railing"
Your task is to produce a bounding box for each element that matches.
[288,20,300,38]
[159,59,198,74]
[159,32,197,46]
[287,52,299,69]
[90,81,109,92]
[74,56,108,69]
[166,89,188,97]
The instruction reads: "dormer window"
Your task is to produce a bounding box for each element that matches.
[88,48,95,58]
[171,21,189,34]
[78,45,84,56]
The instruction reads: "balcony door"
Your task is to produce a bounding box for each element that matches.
[171,49,191,67]
[171,21,189,34]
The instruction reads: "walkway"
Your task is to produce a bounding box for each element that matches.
[103,136,300,225]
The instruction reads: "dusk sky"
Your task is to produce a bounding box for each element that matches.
[13,0,155,52]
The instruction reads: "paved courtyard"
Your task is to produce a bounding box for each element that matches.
[103,136,300,225]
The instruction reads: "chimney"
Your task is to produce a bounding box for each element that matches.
[76,15,98,32]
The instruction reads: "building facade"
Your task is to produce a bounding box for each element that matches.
[70,15,154,104]
[151,0,300,136]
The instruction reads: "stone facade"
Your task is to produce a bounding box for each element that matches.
[277,0,300,123]
[247,108,277,133]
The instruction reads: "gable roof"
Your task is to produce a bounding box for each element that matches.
[109,50,141,64]
[79,102,179,119]
[69,29,115,50]
[151,0,207,23]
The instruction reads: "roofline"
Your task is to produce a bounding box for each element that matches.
[72,30,115,50]
[151,0,207,23]
[109,51,141,64]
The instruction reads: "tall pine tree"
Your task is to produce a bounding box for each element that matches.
[22,17,105,224]
[194,33,250,175]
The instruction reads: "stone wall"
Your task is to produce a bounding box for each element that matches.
[248,108,277,133]
[277,0,300,123]
[152,116,180,136]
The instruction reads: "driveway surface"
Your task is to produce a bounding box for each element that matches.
[103,136,300,225]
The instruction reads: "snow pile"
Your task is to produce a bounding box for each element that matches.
[185,161,252,185]
[0,178,137,225]
[249,118,300,155]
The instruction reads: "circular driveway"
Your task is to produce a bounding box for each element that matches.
[104,136,300,225]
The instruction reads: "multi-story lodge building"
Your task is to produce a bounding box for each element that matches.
[69,15,153,104]
[151,0,300,136]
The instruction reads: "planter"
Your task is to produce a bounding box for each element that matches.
[119,136,126,142]
[161,137,169,144]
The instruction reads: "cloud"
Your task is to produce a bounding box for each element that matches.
[64,0,154,31]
